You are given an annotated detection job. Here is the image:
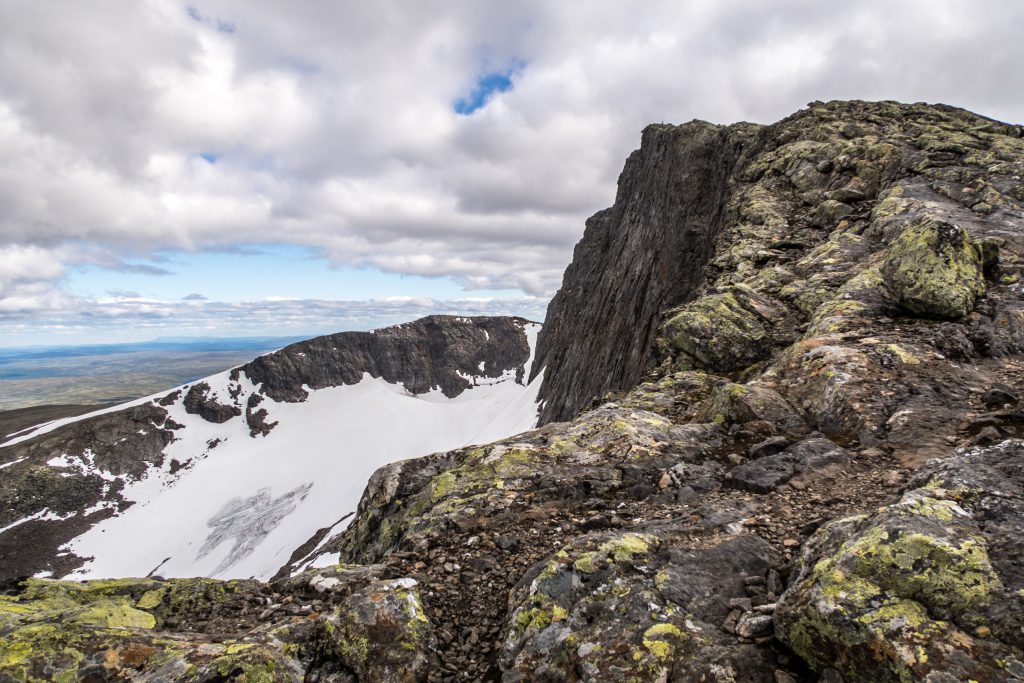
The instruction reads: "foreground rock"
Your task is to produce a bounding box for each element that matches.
[776,440,1024,681]
[0,564,436,682]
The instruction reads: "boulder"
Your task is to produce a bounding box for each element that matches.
[775,440,1024,681]
[881,219,985,319]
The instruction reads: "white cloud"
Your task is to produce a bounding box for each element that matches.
[0,0,1022,337]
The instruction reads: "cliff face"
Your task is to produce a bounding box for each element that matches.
[5,101,1024,683]
[240,315,535,402]
[532,121,757,423]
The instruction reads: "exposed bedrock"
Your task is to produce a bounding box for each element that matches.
[532,121,757,424]
[238,315,536,402]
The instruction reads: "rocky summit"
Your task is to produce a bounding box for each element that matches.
[3,99,1024,682]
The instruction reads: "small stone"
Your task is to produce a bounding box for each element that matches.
[859,447,885,458]
[970,425,1003,446]
[749,436,791,459]
[983,384,1019,409]
[767,569,784,595]
[729,597,753,612]
[882,470,905,488]
[774,671,797,683]
[735,613,774,638]
[782,538,800,548]
[722,609,741,634]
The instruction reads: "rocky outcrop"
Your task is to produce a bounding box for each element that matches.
[183,381,241,423]
[239,315,535,402]
[531,121,757,423]
[776,440,1024,681]
[533,100,1024,427]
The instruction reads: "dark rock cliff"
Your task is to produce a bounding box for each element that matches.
[532,121,758,423]
[238,315,535,402]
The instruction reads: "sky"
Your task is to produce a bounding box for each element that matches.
[1,1,1022,346]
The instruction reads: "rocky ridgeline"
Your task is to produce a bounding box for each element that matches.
[4,100,1024,682]
[0,315,534,581]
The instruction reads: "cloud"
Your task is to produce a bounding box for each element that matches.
[0,293,548,346]
[0,0,1022,338]
[182,293,208,300]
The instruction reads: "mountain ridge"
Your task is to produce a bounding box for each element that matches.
[0,314,540,582]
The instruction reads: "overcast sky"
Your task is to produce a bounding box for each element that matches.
[1,0,1022,346]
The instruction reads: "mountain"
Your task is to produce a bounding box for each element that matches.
[0,315,541,582]
[3,100,1024,683]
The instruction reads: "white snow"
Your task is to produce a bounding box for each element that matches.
[25,323,543,582]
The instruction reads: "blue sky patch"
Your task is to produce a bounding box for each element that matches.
[65,244,526,303]
[453,60,524,115]
[197,152,218,164]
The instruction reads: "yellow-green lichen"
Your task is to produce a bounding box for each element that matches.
[881,218,985,320]
[574,552,601,574]
[598,533,657,563]
[643,622,685,659]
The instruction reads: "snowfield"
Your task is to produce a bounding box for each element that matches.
[2,324,543,581]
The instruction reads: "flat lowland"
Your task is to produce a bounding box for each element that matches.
[0,337,305,411]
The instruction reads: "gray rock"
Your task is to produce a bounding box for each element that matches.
[983,383,1019,409]
[749,436,791,459]
[530,121,762,424]
[775,440,1024,682]
[727,453,796,492]
[735,613,774,638]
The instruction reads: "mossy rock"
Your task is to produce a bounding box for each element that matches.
[316,578,436,682]
[663,286,786,372]
[881,218,985,319]
[775,442,1024,682]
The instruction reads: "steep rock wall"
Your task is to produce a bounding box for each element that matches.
[532,121,759,424]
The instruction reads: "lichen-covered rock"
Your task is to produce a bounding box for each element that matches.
[314,577,437,682]
[500,531,779,682]
[0,565,434,682]
[775,440,1024,682]
[881,218,986,319]
[664,286,794,372]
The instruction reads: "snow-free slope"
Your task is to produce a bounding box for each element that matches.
[0,316,541,581]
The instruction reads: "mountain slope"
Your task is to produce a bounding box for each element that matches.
[0,315,541,581]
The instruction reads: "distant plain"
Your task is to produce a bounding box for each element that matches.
[0,337,305,411]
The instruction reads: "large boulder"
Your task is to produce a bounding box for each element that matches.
[775,440,1024,682]
[664,286,792,372]
[881,218,986,320]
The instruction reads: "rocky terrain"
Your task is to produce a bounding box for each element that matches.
[3,99,1024,682]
